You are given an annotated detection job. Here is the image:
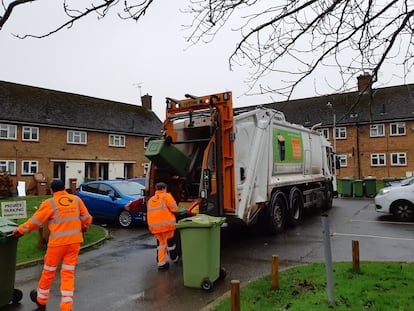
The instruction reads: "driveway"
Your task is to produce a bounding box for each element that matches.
[4,198,414,311]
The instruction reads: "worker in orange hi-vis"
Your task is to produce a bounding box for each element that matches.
[147,182,180,270]
[12,179,92,311]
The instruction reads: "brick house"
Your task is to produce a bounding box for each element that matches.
[0,81,162,194]
[262,74,414,181]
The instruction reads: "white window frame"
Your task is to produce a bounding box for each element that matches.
[109,134,125,147]
[371,153,386,166]
[318,129,329,140]
[22,126,39,141]
[21,160,39,175]
[370,124,385,137]
[391,152,407,166]
[337,154,347,167]
[0,160,16,175]
[335,127,347,139]
[390,122,406,136]
[67,130,87,144]
[0,124,17,140]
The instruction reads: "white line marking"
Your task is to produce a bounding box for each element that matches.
[332,232,414,241]
[349,219,414,225]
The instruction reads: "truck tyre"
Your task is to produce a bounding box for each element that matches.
[322,182,334,210]
[288,187,304,226]
[268,191,287,234]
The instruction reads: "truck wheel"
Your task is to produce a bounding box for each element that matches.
[322,183,334,210]
[288,187,303,226]
[268,191,287,234]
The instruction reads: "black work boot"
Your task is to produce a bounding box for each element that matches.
[158,262,170,271]
[30,289,46,310]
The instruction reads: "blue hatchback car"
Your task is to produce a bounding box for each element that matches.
[76,180,146,228]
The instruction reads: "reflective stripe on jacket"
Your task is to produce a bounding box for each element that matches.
[147,190,178,234]
[18,190,92,247]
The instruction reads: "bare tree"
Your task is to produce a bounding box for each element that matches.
[0,0,153,37]
[1,0,413,98]
[183,0,414,98]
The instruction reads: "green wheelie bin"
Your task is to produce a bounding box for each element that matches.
[0,217,23,307]
[352,179,364,197]
[364,176,377,197]
[175,214,226,291]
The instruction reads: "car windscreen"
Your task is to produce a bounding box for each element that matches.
[112,181,144,196]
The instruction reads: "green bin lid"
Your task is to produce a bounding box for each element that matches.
[0,217,18,234]
[175,214,226,229]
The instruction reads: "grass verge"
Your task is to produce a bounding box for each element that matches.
[211,261,414,311]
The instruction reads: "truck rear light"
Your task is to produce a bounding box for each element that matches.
[125,198,145,212]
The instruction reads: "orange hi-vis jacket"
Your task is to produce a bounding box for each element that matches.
[147,190,178,234]
[17,190,92,247]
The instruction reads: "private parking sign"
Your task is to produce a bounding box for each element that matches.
[1,201,27,219]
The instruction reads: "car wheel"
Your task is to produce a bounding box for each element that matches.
[391,200,414,221]
[118,210,133,228]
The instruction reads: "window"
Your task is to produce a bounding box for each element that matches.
[22,126,39,141]
[0,160,16,175]
[0,124,17,140]
[371,154,386,166]
[391,153,407,166]
[370,124,385,137]
[109,134,125,147]
[67,130,87,144]
[335,127,347,139]
[337,154,347,167]
[318,129,329,139]
[22,160,38,175]
[390,122,406,136]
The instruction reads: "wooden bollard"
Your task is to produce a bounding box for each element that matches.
[231,280,240,311]
[271,255,279,290]
[352,240,360,270]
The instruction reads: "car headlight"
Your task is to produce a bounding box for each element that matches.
[378,188,392,195]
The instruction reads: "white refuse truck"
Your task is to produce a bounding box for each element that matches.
[145,91,337,233]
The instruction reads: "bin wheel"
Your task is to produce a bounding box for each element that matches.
[219,267,227,280]
[12,288,23,303]
[201,279,213,291]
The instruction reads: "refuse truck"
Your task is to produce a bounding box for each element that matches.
[145,91,337,233]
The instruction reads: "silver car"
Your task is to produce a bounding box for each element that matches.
[375,178,414,221]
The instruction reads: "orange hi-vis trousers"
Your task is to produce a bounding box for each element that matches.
[155,230,178,266]
[36,243,80,311]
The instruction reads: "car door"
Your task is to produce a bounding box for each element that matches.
[95,183,121,219]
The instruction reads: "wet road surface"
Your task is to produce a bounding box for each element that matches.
[2,198,414,310]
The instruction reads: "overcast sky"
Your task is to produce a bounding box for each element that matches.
[1,1,413,121]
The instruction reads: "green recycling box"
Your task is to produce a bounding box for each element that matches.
[175,214,226,291]
[0,217,23,307]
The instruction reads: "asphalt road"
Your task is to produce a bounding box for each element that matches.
[3,197,414,311]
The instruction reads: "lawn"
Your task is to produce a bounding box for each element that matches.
[0,195,107,265]
[211,261,414,311]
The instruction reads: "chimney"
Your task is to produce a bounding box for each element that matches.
[141,94,152,110]
[357,73,372,93]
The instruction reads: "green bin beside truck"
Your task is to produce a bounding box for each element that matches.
[175,214,226,291]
